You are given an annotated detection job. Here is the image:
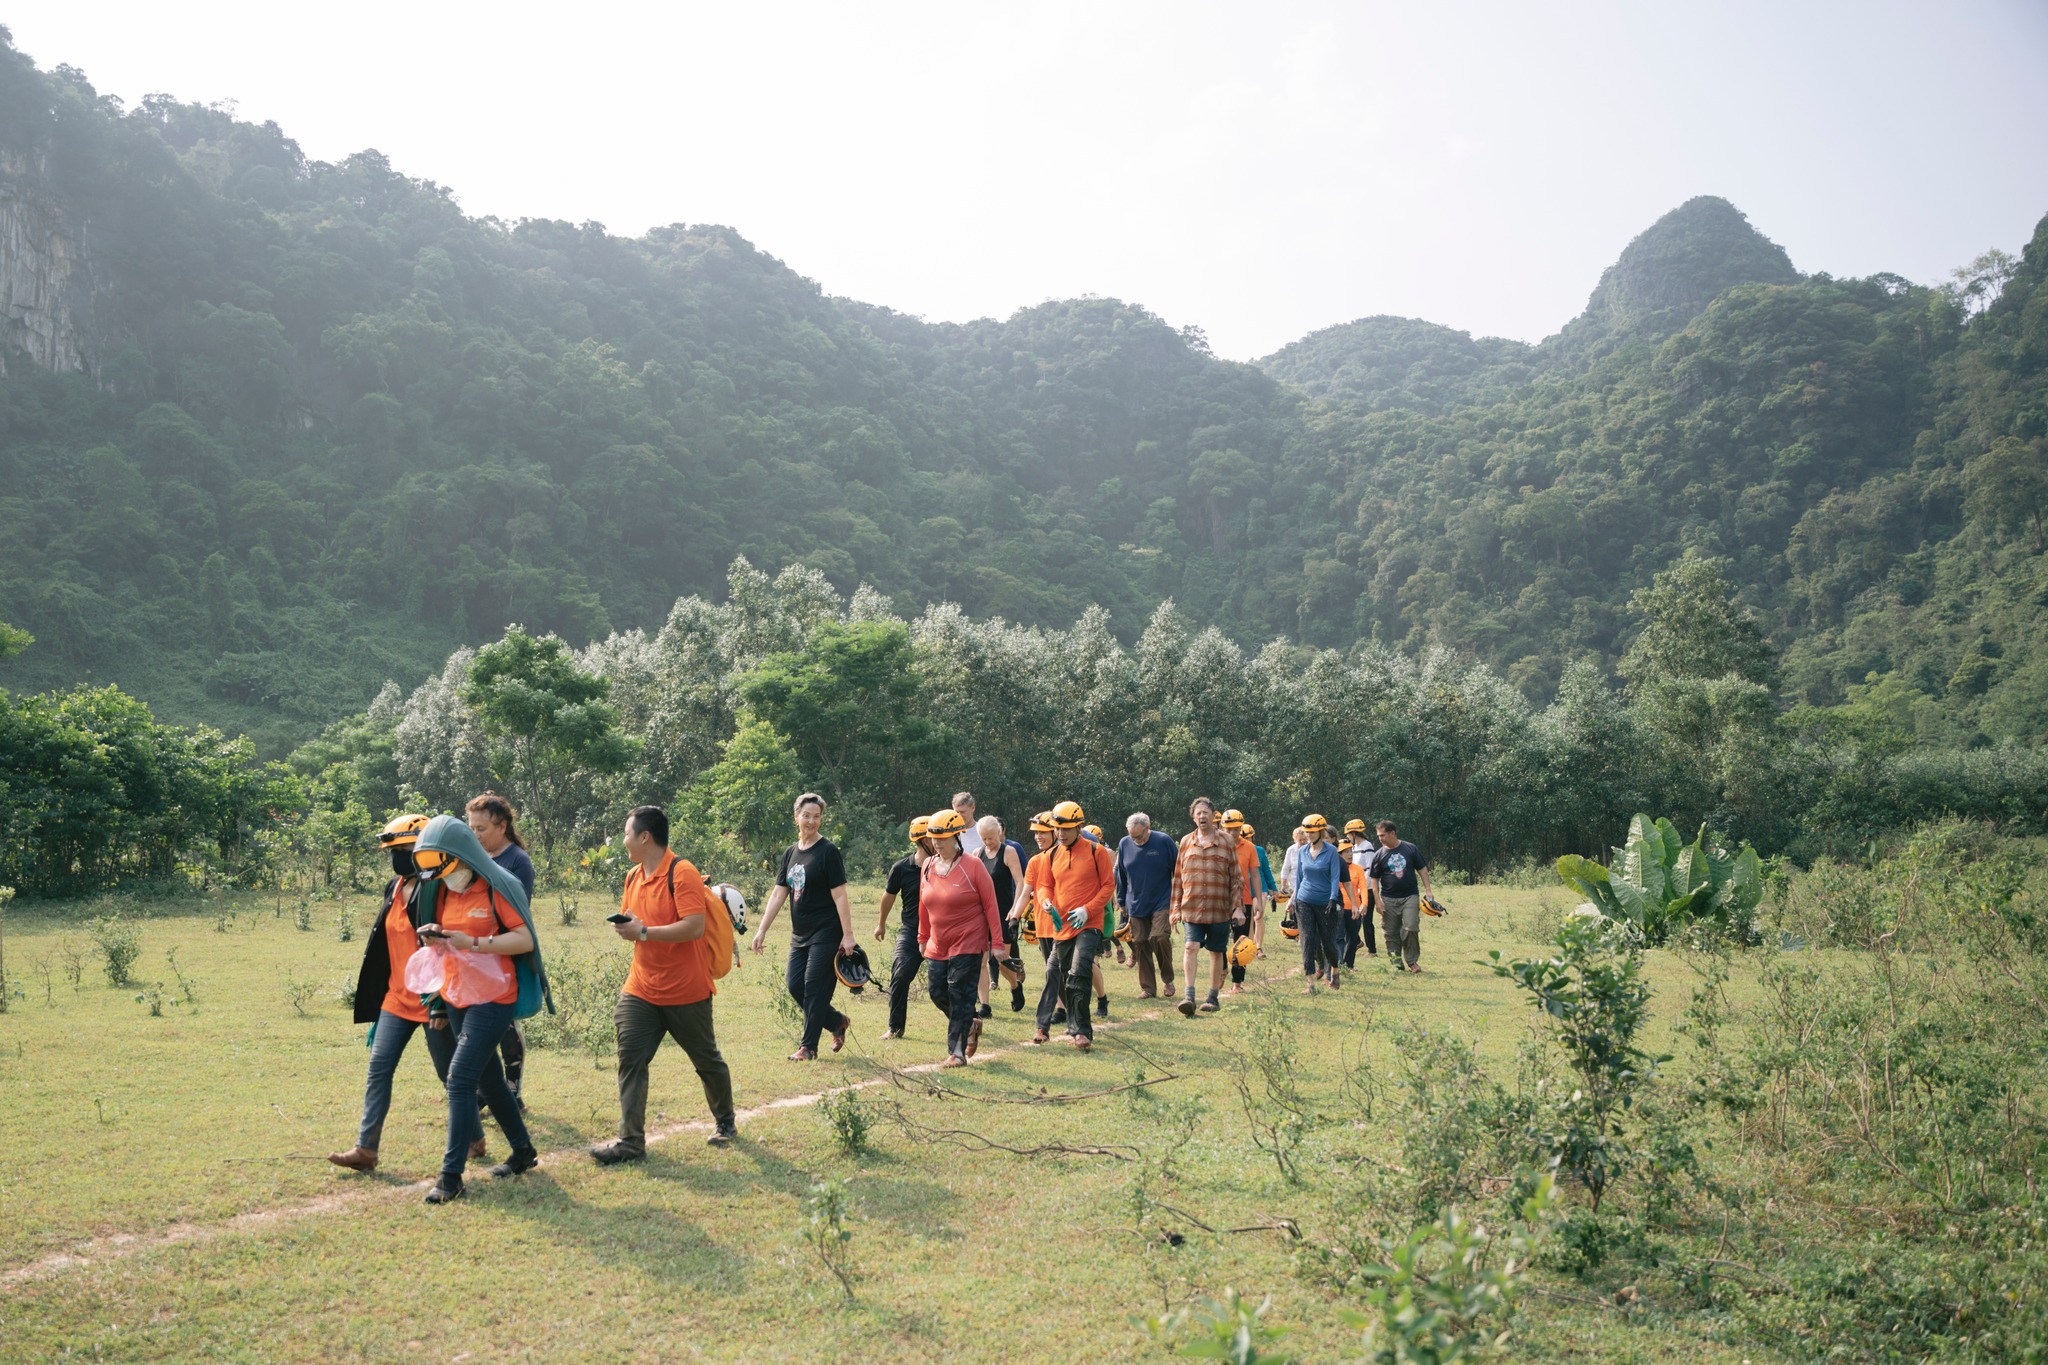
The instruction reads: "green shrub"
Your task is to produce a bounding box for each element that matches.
[816,1088,874,1157]
[88,916,142,987]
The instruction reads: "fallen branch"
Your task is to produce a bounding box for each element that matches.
[878,1059,1180,1106]
[891,1111,1137,1161]
[1697,1258,1793,1294]
[1224,1218,1302,1240]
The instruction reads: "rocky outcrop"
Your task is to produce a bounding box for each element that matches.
[0,150,95,374]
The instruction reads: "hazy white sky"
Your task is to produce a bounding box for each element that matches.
[13,1,2047,359]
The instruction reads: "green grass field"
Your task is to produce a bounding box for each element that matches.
[3,882,1794,1362]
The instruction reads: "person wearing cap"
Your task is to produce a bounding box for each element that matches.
[592,805,738,1164]
[1342,819,1378,962]
[406,815,548,1203]
[1018,812,1062,1040]
[1291,814,1346,993]
[875,816,934,1040]
[1242,821,1278,953]
[1079,822,1122,1018]
[1219,810,1267,994]
[331,815,478,1174]
[1169,797,1243,1016]
[1039,799,1117,1048]
[1116,812,1178,999]
[920,809,1006,1066]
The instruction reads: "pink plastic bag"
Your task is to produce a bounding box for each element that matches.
[441,948,513,1008]
[402,942,446,996]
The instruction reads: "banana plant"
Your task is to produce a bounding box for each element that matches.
[1556,814,1763,945]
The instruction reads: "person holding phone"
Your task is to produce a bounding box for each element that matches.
[591,805,737,1164]
[409,816,546,1204]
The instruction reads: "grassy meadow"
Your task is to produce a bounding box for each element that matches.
[1,863,2039,1362]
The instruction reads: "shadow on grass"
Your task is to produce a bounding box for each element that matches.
[491,1175,751,1289]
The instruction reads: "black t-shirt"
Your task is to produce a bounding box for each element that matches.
[977,845,1017,918]
[884,854,921,934]
[1368,841,1427,898]
[778,837,848,945]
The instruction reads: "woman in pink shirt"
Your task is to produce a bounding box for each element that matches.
[919,809,1005,1066]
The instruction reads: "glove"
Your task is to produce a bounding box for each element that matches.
[1064,907,1088,931]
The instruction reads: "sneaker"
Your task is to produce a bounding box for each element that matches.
[489,1146,539,1179]
[975,1003,994,1020]
[1052,1007,1068,1025]
[590,1141,645,1166]
[706,1122,739,1147]
[1097,994,1110,1018]
[829,1021,848,1053]
[1011,985,1026,1012]
[423,1175,464,1204]
[1177,995,1197,1018]
[1198,995,1221,1013]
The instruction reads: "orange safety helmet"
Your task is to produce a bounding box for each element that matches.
[1231,935,1259,969]
[909,814,932,845]
[1049,800,1086,830]
[927,809,971,841]
[1221,809,1246,830]
[377,813,429,849]
[1302,814,1329,834]
[1028,811,1056,835]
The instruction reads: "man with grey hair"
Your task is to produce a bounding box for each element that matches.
[951,792,984,858]
[1115,811,1177,998]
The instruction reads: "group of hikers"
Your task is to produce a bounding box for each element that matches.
[326,788,1434,1203]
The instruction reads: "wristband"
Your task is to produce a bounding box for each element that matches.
[639,923,648,942]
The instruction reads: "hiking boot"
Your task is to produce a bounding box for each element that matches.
[468,1137,488,1161]
[327,1146,378,1172]
[590,1141,645,1166]
[1198,995,1221,1013]
[707,1121,739,1147]
[1051,1007,1067,1025]
[1177,995,1197,1018]
[975,1002,994,1020]
[829,1021,848,1053]
[1010,984,1026,1012]
[424,1175,464,1205]
[1097,994,1110,1018]
[489,1146,539,1179]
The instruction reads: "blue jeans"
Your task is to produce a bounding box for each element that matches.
[442,1000,531,1177]
[357,1009,456,1150]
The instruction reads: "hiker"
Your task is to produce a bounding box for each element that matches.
[1220,810,1268,993]
[466,793,532,1106]
[1081,823,1121,1019]
[1169,797,1242,1016]
[1019,812,1063,1038]
[951,791,985,858]
[875,816,933,1040]
[591,805,737,1165]
[1242,821,1277,954]
[1116,812,1178,1000]
[750,792,856,1060]
[407,814,550,1204]
[975,815,1029,1016]
[1342,819,1378,962]
[331,814,479,1174]
[920,809,1007,1066]
[1279,824,1308,895]
[1038,800,1116,1049]
[1291,814,1345,993]
[1369,820,1434,974]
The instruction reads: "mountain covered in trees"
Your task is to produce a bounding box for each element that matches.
[1,31,2044,760]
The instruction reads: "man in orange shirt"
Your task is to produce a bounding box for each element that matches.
[1038,799,1117,1050]
[592,805,738,1164]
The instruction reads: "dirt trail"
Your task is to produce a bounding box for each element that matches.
[2,1008,1167,1288]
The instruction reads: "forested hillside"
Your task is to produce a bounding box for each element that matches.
[0,32,2043,759]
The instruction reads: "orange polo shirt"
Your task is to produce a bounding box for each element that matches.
[1048,835,1116,939]
[1233,839,1258,905]
[622,851,713,1007]
[1024,851,1058,941]
[379,880,430,1023]
[434,878,528,1006]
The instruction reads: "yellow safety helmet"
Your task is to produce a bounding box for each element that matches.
[909,814,932,844]
[1302,814,1329,834]
[927,809,971,841]
[1221,809,1245,830]
[1231,935,1259,969]
[377,813,430,849]
[1344,818,1368,837]
[1019,913,1039,944]
[1422,893,1450,918]
[1050,800,1086,830]
[1113,919,1132,944]
[411,844,461,879]
[1240,822,1256,839]
[1281,909,1300,939]
[1083,823,1104,843]
[1337,839,1353,853]
[1028,811,1055,835]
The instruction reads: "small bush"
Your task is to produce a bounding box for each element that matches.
[817,1088,874,1156]
[802,1177,860,1301]
[135,982,165,1016]
[1146,1287,1294,1364]
[293,898,312,932]
[522,947,628,1065]
[557,894,580,927]
[333,909,356,943]
[88,916,142,987]
[282,972,319,1016]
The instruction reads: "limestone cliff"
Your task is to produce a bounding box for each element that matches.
[0,149,95,374]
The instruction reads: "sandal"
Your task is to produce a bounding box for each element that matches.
[1031,1029,1049,1045]
[941,1054,967,1068]
[788,1046,816,1061]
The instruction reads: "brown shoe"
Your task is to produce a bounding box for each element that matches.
[327,1146,378,1172]
[965,1018,983,1059]
[468,1138,488,1161]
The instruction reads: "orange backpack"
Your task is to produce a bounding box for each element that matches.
[663,862,737,980]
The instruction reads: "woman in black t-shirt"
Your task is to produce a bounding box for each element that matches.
[750,792,855,1059]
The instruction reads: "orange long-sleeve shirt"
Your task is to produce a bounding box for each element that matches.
[1046,835,1116,939]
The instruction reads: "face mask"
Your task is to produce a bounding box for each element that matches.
[442,865,475,893]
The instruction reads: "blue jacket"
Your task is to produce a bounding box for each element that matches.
[1116,831,1178,918]
[1293,841,1344,904]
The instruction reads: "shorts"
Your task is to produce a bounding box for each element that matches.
[1183,921,1230,953]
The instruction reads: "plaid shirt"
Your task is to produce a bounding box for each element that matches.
[1170,830,1239,925]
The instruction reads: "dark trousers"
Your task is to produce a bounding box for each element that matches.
[1296,899,1339,978]
[1047,929,1103,1040]
[441,999,531,1178]
[614,991,735,1152]
[1035,936,1065,1030]
[1360,901,1378,956]
[1128,911,1175,995]
[357,1009,456,1150]
[926,953,984,1057]
[1230,913,1253,984]
[786,935,849,1051]
[499,1022,525,1097]
[886,924,923,1034]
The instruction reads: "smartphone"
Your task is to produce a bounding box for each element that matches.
[605,913,632,925]
[417,924,446,938]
